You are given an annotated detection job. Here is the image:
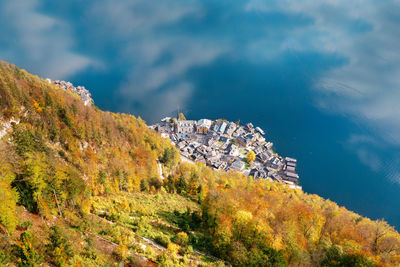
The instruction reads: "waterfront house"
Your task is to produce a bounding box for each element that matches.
[287,162,297,169]
[286,166,296,173]
[197,119,212,134]
[233,126,246,137]
[267,157,281,169]
[211,121,220,132]
[285,157,297,163]
[175,120,197,134]
[245,122,254,130]
[225,122,237,136]
[265,142,273,150]
[219,122,227,134]
[283,171,299,182]
[256,135,266,144]
[245,123,255,134]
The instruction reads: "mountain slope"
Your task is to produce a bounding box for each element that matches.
[1,60,400,266]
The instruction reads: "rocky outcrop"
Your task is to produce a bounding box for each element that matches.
[47,79,94,106]
[0,118,19,139]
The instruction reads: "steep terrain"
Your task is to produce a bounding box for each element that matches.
[1,60,400,266]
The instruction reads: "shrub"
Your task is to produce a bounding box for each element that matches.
[167,243,180,256]
[179,245,194,256]
[81,237,97,260]
[149,177,162,190]
[140,179,149,192]
[155,234,170,248]
[173,232,188,246]
[0,251,9,265]
[19,221,33,231]
[113,245,128,261]
[321,245,375,267]
[13,231,42,267]
[57,107,72,128]
[46,226,74,267]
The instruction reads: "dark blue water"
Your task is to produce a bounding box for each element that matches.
[1,0,399,229]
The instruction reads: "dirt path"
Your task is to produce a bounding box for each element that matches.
[157,160,165,180]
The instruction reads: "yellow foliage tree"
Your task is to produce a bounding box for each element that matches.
[247,151,256,164]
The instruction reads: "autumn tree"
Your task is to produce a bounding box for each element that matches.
[13,231,42,267]
[247,151,255,164]
[0,146,19,235]
[178,112,186,120]
[0,180,18,235]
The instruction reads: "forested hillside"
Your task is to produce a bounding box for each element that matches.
[1,60,400,266]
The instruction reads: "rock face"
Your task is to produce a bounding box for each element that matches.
[46,78,94,106]
[0,118,20,139]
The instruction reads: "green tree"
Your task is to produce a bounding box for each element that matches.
[321,245,375,267]
[140,179,149,192]
[13,231,42,267]
[173,232,188,246]
[161,147,178,168]
[46,226,74,267]
[13,153,48,214]
[0,251,9,266]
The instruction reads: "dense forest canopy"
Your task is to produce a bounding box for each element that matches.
[1,60,400,266]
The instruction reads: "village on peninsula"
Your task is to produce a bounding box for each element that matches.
[150,114,302,190]
[42,77,301,190]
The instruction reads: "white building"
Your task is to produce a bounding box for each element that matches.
[197,119,213,134]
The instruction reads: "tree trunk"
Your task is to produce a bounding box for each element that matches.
[53,189,63,217]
